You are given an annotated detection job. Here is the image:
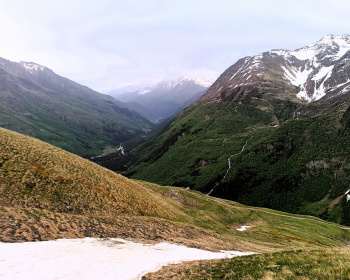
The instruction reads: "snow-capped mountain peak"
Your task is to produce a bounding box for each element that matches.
[135,77,214,95]
[290,34,350,62]
[204,35,350,103]
[282,35,350,102]
[154,76,214,91]
[117,76,212,120]
[178,76,215,88]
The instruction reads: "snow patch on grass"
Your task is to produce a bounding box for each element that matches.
[0,238,257,280]
[236,225,252,231]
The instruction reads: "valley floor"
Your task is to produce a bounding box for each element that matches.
[0,237,256,280]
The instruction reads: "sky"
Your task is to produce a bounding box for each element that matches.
[0,0,349,93]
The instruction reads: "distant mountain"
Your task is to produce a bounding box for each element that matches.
[0,58,153,157]
[115,77,213,121]
[107,82,152,96]
[122,35,350,225]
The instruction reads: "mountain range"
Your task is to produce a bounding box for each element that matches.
[0,58,153,157]
[115,77,213,122]
[121,35,350,225]
[2,35,350,278]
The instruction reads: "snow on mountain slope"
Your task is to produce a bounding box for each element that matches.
[136,77,214,95]
[20,62,46,73]
[203,35,350,103]
[116,77,213,120]
[273,35,350,102]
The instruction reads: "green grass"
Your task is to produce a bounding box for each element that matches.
[173,248,350,279]
[214,109,350,225]
[127,100,277,191]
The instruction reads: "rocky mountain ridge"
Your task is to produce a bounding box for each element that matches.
[202,34,350,103]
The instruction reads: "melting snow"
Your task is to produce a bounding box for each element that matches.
[230,63,247,81]
[346,189,350,202]
[0,238,256,280]
[21,62,45,73]
[236,226,251,231]
[290,35,350,62]
[337,82,350,96]
[281,64,336,102]
[229,35,350,103]
[282,65,312,87]
[312,66,334,81]
[270,49,289,57]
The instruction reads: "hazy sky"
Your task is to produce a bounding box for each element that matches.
[0,0,349,93]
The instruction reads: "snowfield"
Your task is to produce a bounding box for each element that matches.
[0,238,256,280]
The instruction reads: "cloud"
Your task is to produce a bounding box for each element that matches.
[0,0,349,92]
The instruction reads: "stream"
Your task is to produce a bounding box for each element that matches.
[207,135,253,196]
[207,104,302,196]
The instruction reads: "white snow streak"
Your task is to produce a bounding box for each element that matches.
[21,62,45,73]
[282,65,313,101]
[230,63,247,81]
[117,143,125,155]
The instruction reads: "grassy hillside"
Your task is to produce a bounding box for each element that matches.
[213,96,350,225]
[126,99,282,190]
[1,127,350,256]
[144,248,350,279]
[124,91,350,225]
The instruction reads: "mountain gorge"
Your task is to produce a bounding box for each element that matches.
[115,77,212,121]
[0,58,153,157]
[124,35,350,225]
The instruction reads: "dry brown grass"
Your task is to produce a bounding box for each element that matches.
[0,127,175,218]
[0,206,233,251]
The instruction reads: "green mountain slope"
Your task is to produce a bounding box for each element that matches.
[122,36,350,225]
[125,95,350,225]
[0,58,153,157]
[1,127,349,254]
[213,94,350,223]
[126,98,280,189]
